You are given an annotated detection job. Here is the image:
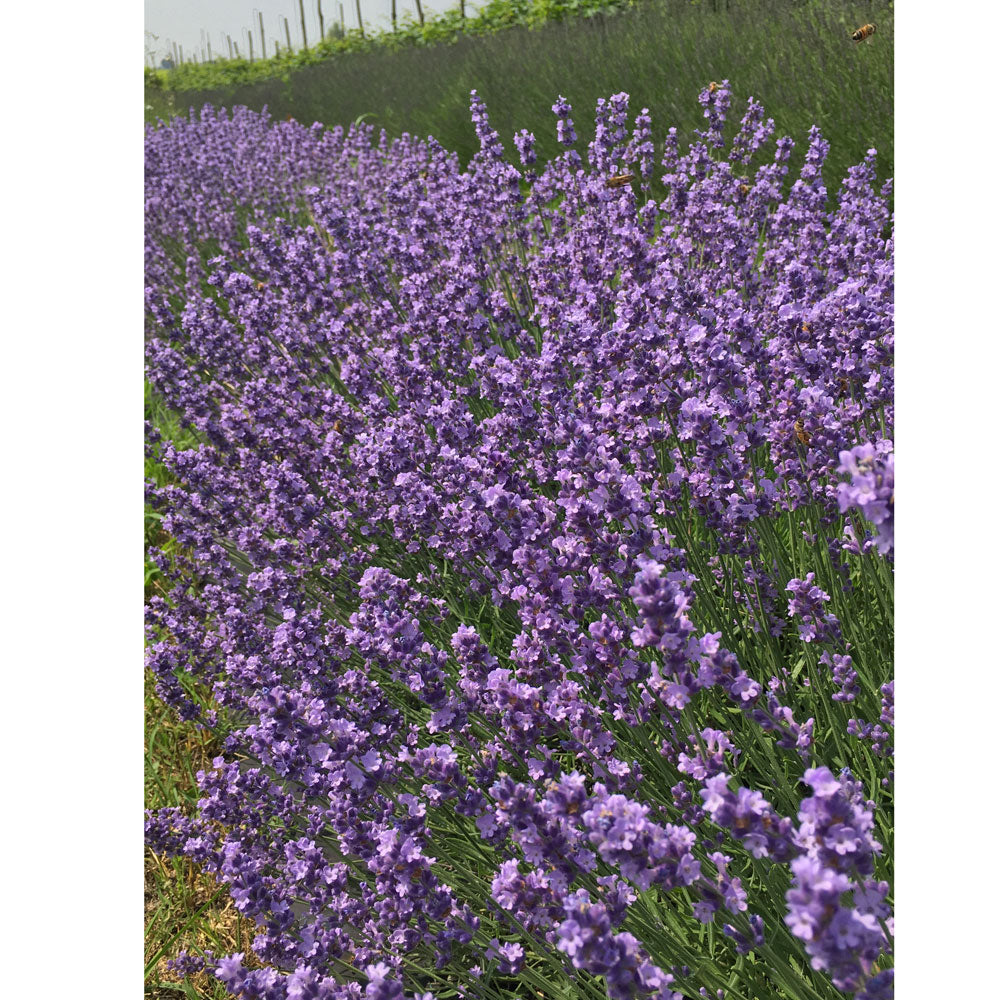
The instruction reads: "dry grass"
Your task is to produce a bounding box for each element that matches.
[144,671,258,997]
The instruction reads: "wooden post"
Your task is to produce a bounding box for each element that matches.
[234,40,241,57]
[227,34,233,58]
[248,30,254,62]
[258,11,266,58]
[299,0,308,47]
[414,0,424,27]
[339,4,345,33]
[207,38,212,61]
[460,0,465,19]
[392,0,397,31]
[318,1,325,40]
[355,0,364,35]
[284,17,292,51]
[179,43,184,63]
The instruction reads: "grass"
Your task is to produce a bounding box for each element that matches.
[144,672,251,998]
[145,382,199,598]
[145,388,236,995]
[145,0,893,199]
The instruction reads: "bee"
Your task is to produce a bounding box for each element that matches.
[255,280,266,290]
[851,23,876,43]
[708,81,720,93]
[837,377,851,397]
[738,183,750,197]
[332,419,342,433]
[606,173,634,189]
[793,420,811,446]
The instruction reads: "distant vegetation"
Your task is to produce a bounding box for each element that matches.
[145,0,639,92]
[145,0,892,197]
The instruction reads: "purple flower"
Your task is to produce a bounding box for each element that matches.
[552,95,578,146]
[486,939,525,975]
[145,88,893,1000]
[513,129,537,168]
[837,441,894,555]
[215,953,246,986]
[786,574,842,644]
[700,775,794,861]
[556,890,677,999]
[365,963,404,1000]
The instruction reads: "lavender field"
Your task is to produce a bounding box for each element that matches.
[144,85,894,1000]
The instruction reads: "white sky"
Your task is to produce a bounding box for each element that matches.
[145,0,486,65]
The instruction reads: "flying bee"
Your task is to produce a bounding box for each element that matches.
[794,419,811,446]
[606,172,634,189]
[738,183,750,197]
[708,81,720,93]
[255,280,266,290]
[851,23,876,43]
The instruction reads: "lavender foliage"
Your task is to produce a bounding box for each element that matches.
[145,87,894,1000]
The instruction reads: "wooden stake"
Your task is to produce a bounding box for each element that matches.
[258,11,266,58]
[414,0,424,27]
[318,1,325,40]
[355,0,364,35]
[299,0,308,47]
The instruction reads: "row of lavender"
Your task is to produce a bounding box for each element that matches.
[144,85,894,1000]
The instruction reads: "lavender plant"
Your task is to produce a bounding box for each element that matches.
[145,83,893,1000]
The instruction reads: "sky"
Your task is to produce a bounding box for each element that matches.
[145,0,485,65]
